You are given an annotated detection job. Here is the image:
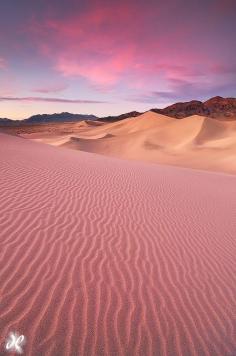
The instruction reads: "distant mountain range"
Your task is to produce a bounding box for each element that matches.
[0,112,98,126]
[1,96,236,126]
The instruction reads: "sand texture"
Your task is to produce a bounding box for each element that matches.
[0,133,236,355]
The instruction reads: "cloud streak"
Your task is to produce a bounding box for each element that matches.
[128,78,236,104]
[0,96,106,104]
[32,83,69,93]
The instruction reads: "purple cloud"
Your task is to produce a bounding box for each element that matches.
[0,96,106,104]
[128,77,236,104]
[32,83,69,93]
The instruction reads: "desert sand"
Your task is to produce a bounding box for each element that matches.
[0,132,236,355]
[13,111,236,174]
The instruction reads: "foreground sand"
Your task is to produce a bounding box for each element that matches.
[0,133,236,355]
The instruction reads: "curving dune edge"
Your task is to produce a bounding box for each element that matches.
[16,111,236,174]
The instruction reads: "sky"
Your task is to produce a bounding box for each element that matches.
[0,0,235,119]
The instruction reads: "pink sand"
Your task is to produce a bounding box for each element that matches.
[0,133,236,355]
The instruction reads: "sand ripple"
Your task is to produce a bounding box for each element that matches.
[0,133,236,355]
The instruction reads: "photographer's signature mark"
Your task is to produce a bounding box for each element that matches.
[5,332,26,354]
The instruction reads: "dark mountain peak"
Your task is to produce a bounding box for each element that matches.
[23,112,98,124]
[203,97,236,116]
[152,99,206,118]
[0,117,13,123]
[100,111,141,122]
[168,100,202,107]
[205,96,224,103]
[0,112,99,126]
[165,100,203,111]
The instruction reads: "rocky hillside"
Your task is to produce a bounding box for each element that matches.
[152,96,236,119]
[100,111,141,122]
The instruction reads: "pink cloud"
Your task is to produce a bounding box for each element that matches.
[32,83,68,93]
[28,3,152,86]
[155,64,205,79]
[27,1,234,94]
[0,57,7,69]
[210,64,236,75]
[55,48,135,85]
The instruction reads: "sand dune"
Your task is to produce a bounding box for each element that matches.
[0,132,236,355]
[60,112,236,174]
[6,111,236,173]
[2,120,104,146]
